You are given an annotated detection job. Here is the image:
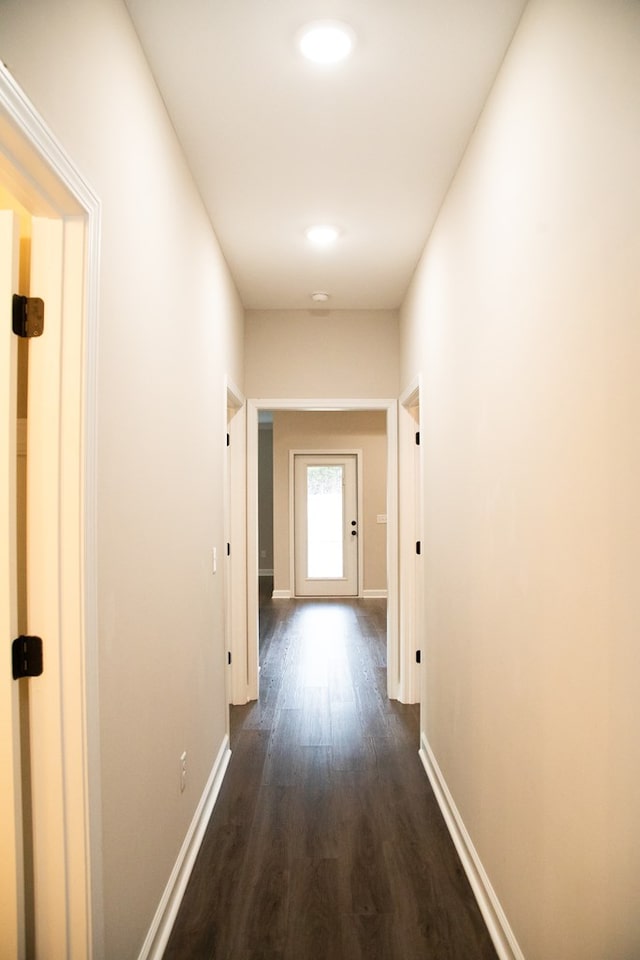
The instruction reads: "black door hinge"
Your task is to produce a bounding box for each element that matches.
[12,635,44,679]
[416,541,421,555]
[416,650,421,664]
[415,431,420,445]
[227,651,232,665]
[226,542,231,557]
[12,295,45,338]
[226,432,230,447]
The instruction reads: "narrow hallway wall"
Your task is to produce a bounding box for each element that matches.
[245,309,399,399]
[0,1,244,957]
[401,1,640,957]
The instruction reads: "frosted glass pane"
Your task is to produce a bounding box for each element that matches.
[307,465,343,578]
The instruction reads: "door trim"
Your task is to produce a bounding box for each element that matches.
[290,450,363,598]
[0,209,24,959]
[399,376,422,704]
[225,377,248,707]
[247,398,399,700]
[0,63,102,958]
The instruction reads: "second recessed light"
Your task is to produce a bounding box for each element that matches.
[306,224,340,247]
[298,20,356,65]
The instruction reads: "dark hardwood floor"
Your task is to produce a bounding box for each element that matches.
[163,580,498,960]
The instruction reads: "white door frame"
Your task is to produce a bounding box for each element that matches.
[247,398,399,700]
[224,377,248,707]
[399,377,423,704]
[1,208,24,960]
[0,65,101,959]
[290,450,363,598]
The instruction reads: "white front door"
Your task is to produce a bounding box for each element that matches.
[294,454,359,597]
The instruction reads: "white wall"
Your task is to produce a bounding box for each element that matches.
[272,410,387,595]
[401,1,640,957]
[0,2,244,957]
[245,309,399,399]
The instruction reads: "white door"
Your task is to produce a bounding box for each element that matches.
[294,454,358,597]
[28,217,70,959]
[0,210,25,959]
[1,69,98,958]
[0,210,84,959]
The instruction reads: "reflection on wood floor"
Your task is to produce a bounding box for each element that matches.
[163,579,497,960]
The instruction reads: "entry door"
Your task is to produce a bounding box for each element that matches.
[294,454,358,597]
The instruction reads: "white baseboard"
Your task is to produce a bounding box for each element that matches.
[419,733,525,960]
[275,589,388,600]
[137,735,232,960]
[272,589,387,600]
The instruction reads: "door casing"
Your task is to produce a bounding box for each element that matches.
[225,378,248,707]
[399,377,423,704]
[0,207,24,960]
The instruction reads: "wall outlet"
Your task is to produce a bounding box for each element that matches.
[180,751,187,793]
[376,514,387,524]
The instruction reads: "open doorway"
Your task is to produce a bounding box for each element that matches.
[263,410,387,601]
[247,398,401,701]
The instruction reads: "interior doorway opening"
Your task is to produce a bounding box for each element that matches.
[246,398,400,702]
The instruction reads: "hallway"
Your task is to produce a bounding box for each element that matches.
[163,588,497,960]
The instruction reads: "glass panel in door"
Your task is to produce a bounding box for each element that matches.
[306,464,344,578]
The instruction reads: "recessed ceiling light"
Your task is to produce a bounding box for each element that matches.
[311,291,330,302]
[306,224,340,246]
[298,21,356,65]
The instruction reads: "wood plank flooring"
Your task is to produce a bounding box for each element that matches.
[163,582,498,960]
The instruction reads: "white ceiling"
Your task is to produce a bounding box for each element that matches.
[124,0,528,311]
